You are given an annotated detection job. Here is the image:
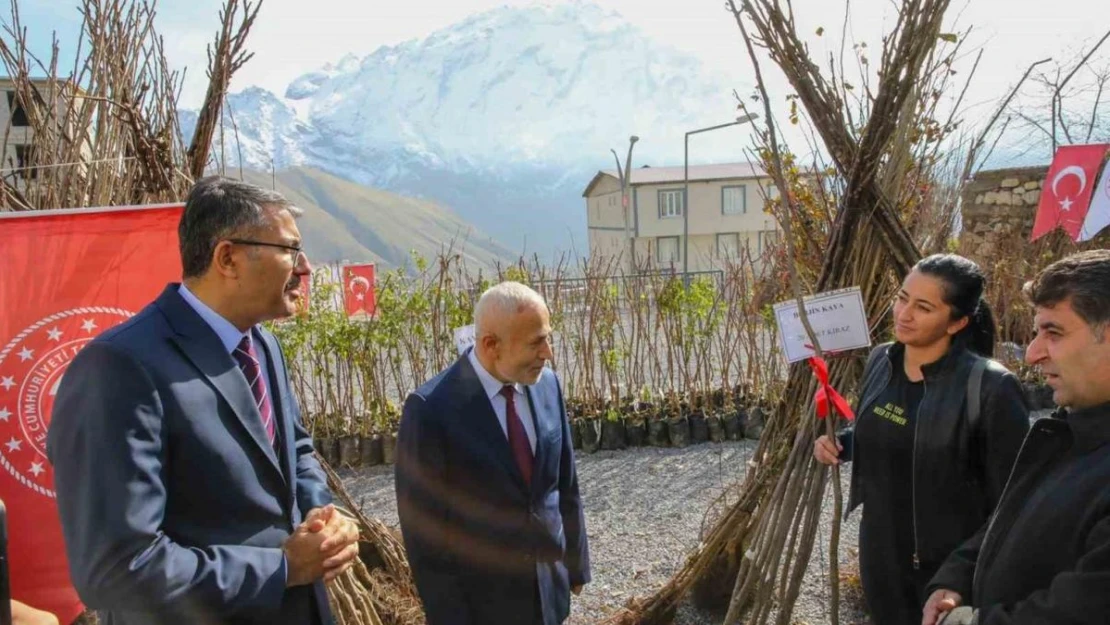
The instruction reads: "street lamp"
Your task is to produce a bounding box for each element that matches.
[611,135,639,272]
[683,113,758,279]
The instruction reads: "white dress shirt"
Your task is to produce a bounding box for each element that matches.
[467,348,537,453]
[178,284,272,398]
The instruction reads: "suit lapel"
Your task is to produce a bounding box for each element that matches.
[524,384,547,493]
[457,357,529,492]
[157,286,285,485]
[254,329,295,499]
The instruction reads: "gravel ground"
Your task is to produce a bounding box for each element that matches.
[340,441,864,625]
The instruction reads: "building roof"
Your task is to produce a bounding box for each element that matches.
[581,162,768,197]
[0,76,86,97]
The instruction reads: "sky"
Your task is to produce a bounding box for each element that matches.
[12,0,1108,165]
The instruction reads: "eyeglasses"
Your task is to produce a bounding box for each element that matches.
[226,238,306,264]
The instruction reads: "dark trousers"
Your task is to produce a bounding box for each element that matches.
[858,512,940,625]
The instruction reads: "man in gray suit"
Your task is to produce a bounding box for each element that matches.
[47,177,360,624]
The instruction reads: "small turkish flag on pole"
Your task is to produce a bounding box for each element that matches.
[1031,143,1110,242]
[343,263,376,318]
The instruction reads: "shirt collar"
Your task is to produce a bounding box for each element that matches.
[467,348,523,400]
[178,283,251,354]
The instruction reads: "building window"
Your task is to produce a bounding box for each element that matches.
[759,230,779,253]
[716,233,740,258]
[657,236,680,265]
[658,189,683,218]
[765,183,779,200]
[14,144,37,180]
[722,185,746,215]
[6,91,29,127]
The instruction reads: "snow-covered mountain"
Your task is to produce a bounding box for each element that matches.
[184,1,746,259]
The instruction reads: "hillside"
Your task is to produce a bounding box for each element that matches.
[236,166,514,270]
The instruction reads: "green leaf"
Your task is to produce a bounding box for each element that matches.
[939,33,958,43]
[816,26,824,36]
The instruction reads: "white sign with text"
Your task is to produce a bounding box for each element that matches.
[453,324,477,356]
[773,287,871,363]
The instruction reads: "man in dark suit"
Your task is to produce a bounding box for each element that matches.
[395,281,591,625]
[46,177,361,625]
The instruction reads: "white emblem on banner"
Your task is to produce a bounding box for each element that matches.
[0,307,133,497]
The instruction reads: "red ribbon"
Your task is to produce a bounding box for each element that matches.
[807,354,855,421]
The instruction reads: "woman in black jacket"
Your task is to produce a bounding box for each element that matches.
[814,254,1030,625]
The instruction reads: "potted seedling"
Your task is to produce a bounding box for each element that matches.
[625,387,652,447]
[599,403,627,451]
[580,402,601,454]
[688,392,710,444]
[380,401,401,465]
[357,410,382,467]
[665,393,689,448]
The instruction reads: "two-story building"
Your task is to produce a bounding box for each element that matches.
[582,162,781,273]
[0,77,88,196]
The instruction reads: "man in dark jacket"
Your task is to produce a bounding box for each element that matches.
[923,249,1110,625]
[395,281,590,625]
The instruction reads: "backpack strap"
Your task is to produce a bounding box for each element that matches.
[967,357,988,432]
[861,343,890,382]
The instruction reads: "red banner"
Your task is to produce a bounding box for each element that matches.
[0,203,183,622]
[1031,143,1110,241]
[343,263,377,318]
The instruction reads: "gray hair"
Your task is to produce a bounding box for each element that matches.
[178,176,303,278]
[474,282,547,334]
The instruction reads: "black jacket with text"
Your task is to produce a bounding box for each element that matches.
[839,341,1030,566]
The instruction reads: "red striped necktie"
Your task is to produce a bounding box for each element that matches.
[233,335,275,444]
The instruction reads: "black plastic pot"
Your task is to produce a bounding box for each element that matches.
[600,418,628,451]
[315,437,340,467]
[1023,382,1055,411]
[688,412,709,444]
[625,417,647,447]
[707,415,725,443]
[580,418,600,453]
[744,406,765,440]
[648,418,670,447]
[339,435,361,468]
[723,408,744,441]
[570,420,583,450]
[381,433,398,465]
[668,416,690,448]
[360,435,383,466]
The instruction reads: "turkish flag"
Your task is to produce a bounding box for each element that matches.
[0,203,183,623]
[343,263,376,317]
[1031,143,1110,241]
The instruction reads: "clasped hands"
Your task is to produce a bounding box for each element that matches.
[283,503,362,587]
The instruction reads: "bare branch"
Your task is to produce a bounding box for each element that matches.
[186,0,263,179]
[959,57,1050,180]
[1085,72,1107,143]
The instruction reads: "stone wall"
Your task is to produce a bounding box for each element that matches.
[958,165,1047,262]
